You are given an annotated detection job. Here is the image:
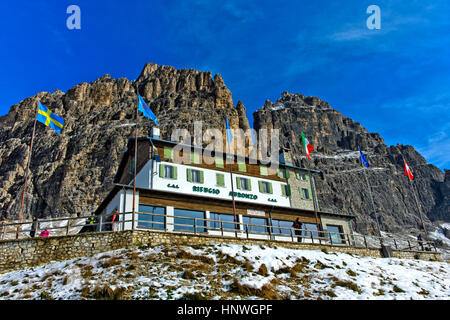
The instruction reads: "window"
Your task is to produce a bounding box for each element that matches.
[259,181,273,194]
[277,169,289,179]
[190,151,201,164]
[281,184,291,196]
[187,168,204,183]
[216,173,225,187]
[260,165,268,176]
[271,219,292,235]
[237,162,247,172]
[215,157,224,168]
[137,205,165,229]
[302,223,319,237]
[300,187,310,200]
[242,216,268,234]
[326,225,345,244]
[296,172,308,181]
[209,212,236,231]
[159,164,177,179]
[163,146,173,159]
[237,177,251,191]
[129,157,135,174]
[173,208,206,233]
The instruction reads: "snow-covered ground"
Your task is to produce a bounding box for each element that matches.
[0,243,448,300]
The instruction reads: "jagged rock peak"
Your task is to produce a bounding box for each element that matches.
[260,91,332,111]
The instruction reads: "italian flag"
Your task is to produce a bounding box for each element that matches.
[404,160,414,180]
[301,132,314,160]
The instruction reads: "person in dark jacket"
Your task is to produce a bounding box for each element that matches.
[30,216,39,238]
[292,218,302,242]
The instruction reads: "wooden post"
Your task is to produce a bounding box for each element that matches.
[17,103,39,239]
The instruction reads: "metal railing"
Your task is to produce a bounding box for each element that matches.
[0,211,439,253]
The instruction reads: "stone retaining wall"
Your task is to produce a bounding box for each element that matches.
[0,230,443,273]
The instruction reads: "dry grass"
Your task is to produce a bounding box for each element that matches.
[230,279,281,300]
[331,280,362,294]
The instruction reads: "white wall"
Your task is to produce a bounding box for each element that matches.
[149,161,291,208]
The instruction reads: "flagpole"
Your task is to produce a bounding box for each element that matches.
[132,97,138,226]
[226,127,238,237]
[401,154,427,236]
[360,158,382,238]
[17,103,39,239]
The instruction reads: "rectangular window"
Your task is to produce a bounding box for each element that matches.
[187,168,204,183]
[281,184,291,196]
[209,212,236,232]
[259,165,268,176]
[129,157,135,174]
[327,225,345,244]
[216,173,225,187]
[190,151,201,164]
[173,208,206,233]
[159,164,177,179]
[302,223,319,238]
[259,181,273,194]
[271,219,292,235]
[242,216,268,234]
[237,162,246,172]
[163,146,173,159]
[237,177,251,191]
[137,205,165,230]
[215,157,224,168]
[296,172,308,181]
[300,187,310,200]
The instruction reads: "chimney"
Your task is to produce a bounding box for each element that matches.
[279,147,293,165]
[151,127,160,139]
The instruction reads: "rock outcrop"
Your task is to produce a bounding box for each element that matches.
[0,64,448,235]
[253,92,446,234]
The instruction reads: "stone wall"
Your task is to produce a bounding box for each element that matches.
[0,230,442,273]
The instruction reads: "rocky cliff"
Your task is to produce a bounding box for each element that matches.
[0,63,447,234]
[253,92,446,233]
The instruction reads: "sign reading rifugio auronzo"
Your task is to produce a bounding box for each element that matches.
[192,186,220,195]
[228,191,258,200]
[247,209,265,216]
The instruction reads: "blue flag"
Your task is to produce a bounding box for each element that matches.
[36,103,64,134]
[225,118,233,143]
[359,148,370,168]
[138,95,158,125]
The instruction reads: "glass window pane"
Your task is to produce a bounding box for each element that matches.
[209,212,236,231]
[138,205,165,229]
[271,219,292,235]
[302,223,319,237]
[242,216,268,234]
[327,225,345,244]
[174,208,206,233]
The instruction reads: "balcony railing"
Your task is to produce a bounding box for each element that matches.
[0,211,439,253]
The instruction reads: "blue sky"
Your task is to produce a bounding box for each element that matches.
[0,0,449,170]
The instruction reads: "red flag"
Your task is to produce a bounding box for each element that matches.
[404,160,414,180]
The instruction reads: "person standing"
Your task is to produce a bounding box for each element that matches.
[111,209,120,231]
[292,218,302,243]
[30,216,40,238]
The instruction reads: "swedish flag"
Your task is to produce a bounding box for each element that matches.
[37,103,64,134]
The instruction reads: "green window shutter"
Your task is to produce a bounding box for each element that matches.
[305,174,309,181]
[164,147,173,159]
[287,184,291,196]
[260,165,268,176]
[285,169,290,179]
[238,162,246,172]
[187,168,192,182]
[217,173,225,187]
[236,177,241,190]
[296,172,300,180]
[191,151,200,164]
[269,182,273,194]
[306,189,310,199]
[199,171,204,184]
[247,179,252,191]
[281,185,286,196]
[173,167,178,180]
[276,169,282,178]
[159,164,165,178]
[258,181,263,193]
[215,157,224,168]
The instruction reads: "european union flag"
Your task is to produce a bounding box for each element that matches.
[37,103,64,134]
[138,95,158,125]
[359,148,370,168]
[225,118,233,143]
